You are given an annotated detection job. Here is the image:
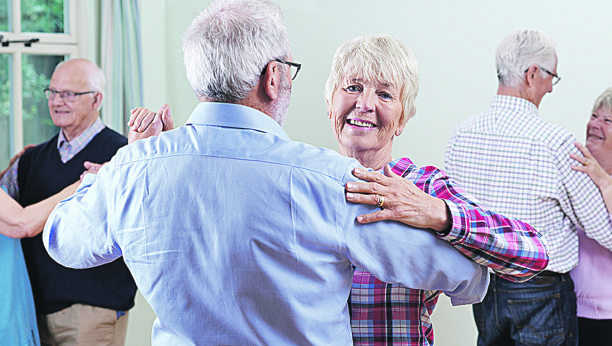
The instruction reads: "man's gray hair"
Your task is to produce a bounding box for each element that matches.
[324,34,419,125]
[593,87,612,113]
[182,0,290,103]
[496,28,557,88]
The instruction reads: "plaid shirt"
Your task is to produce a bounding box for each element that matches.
[0,118,105,200]
[350,156,548,346]
[445,95,612,273]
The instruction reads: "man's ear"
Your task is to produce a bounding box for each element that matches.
[524,65,538,88]
[92,92,104,110]
[262,61,280,101]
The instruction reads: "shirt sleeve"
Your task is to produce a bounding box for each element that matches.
[429,171,549,282]
[556,135,612,251]
[341,176,489,305]
[0,158,20,201]
[43,161,122,269]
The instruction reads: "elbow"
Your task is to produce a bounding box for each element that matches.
[8,217,41,239]
[21,225,40,238]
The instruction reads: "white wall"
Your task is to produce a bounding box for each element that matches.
[127,1,612,345]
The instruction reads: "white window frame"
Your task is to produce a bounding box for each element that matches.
[0,0,82,153]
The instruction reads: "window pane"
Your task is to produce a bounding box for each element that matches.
[0,0,9,32]
[21,0,65,33]
[0,54,11,170]
[22,54,62,146]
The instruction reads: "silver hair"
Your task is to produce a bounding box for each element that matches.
[54,59,105,95]
[324,34,419,125]
[496,28,557,88]
[182,0,290,103]
[593,87,612,113]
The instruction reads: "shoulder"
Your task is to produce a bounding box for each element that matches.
[111,125,362,186]
[98,127,128,145]
[19,135,59,163]
[394,158,449,190]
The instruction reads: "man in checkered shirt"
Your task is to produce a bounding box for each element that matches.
[445,28,612,346]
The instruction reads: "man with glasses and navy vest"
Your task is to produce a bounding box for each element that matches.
[0,58,136,346]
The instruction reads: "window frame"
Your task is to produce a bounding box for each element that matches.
[0,0,82,157]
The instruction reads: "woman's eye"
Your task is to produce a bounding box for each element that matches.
[346,85,361,92]
[378,92,392,100]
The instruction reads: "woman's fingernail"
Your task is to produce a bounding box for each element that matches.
[346,192,354,199]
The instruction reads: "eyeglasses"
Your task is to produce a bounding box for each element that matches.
[44,88,96,102]
[262,59,302,80]
[524,66,560,86]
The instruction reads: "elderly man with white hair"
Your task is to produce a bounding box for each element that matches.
[0,58,137,346]
[446,28,612,346]
[42,0,491,345]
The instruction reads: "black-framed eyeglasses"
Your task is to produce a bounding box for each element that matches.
[262,59,302,80]
[524,66,560,85]
[43,88,96,102]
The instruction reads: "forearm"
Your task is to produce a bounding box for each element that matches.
[442,201,548,281]
[44,168,121,269]
[430,178,548,281]
[0,181,78,238]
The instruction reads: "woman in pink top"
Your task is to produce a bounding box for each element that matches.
[570,87,612,345]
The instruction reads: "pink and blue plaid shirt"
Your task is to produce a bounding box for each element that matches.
[350,157,549,346]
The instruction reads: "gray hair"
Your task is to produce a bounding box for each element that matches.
[496,28,557,88]
[324,34,419,125]
[593,87,612,113]
[182,0,290,103]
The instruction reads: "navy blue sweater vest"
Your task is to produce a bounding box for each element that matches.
[18,128,137,315]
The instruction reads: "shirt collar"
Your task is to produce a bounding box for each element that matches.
[185,102,291,141]
[57,117,106,150]
[492,95,539,116]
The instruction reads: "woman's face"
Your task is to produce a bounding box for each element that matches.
[328,77,405,155]
[586,107,612,160]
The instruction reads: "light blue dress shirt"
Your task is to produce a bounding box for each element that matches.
[44,102,488,346]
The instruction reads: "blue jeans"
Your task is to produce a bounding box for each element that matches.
[473,273,578,346]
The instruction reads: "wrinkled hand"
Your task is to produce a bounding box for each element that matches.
[80,161,106,181]
[570,141,612,189]
[0,144,35,179]
[127,104,174,144]
[345,165,451,232]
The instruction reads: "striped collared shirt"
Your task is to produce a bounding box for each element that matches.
[0,117,105,200]
[445,94,612,273]
[351,157,548,346]
[57,117,105,163]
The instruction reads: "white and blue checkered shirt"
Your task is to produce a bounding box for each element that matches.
[445,95,612,273]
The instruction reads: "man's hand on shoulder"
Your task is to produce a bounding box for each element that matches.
[127,104,174,144]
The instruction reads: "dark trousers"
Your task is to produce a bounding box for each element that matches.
[473,272,578,346]
[577,317,612,345]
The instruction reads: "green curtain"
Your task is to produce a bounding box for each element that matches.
[100,0,143,135]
